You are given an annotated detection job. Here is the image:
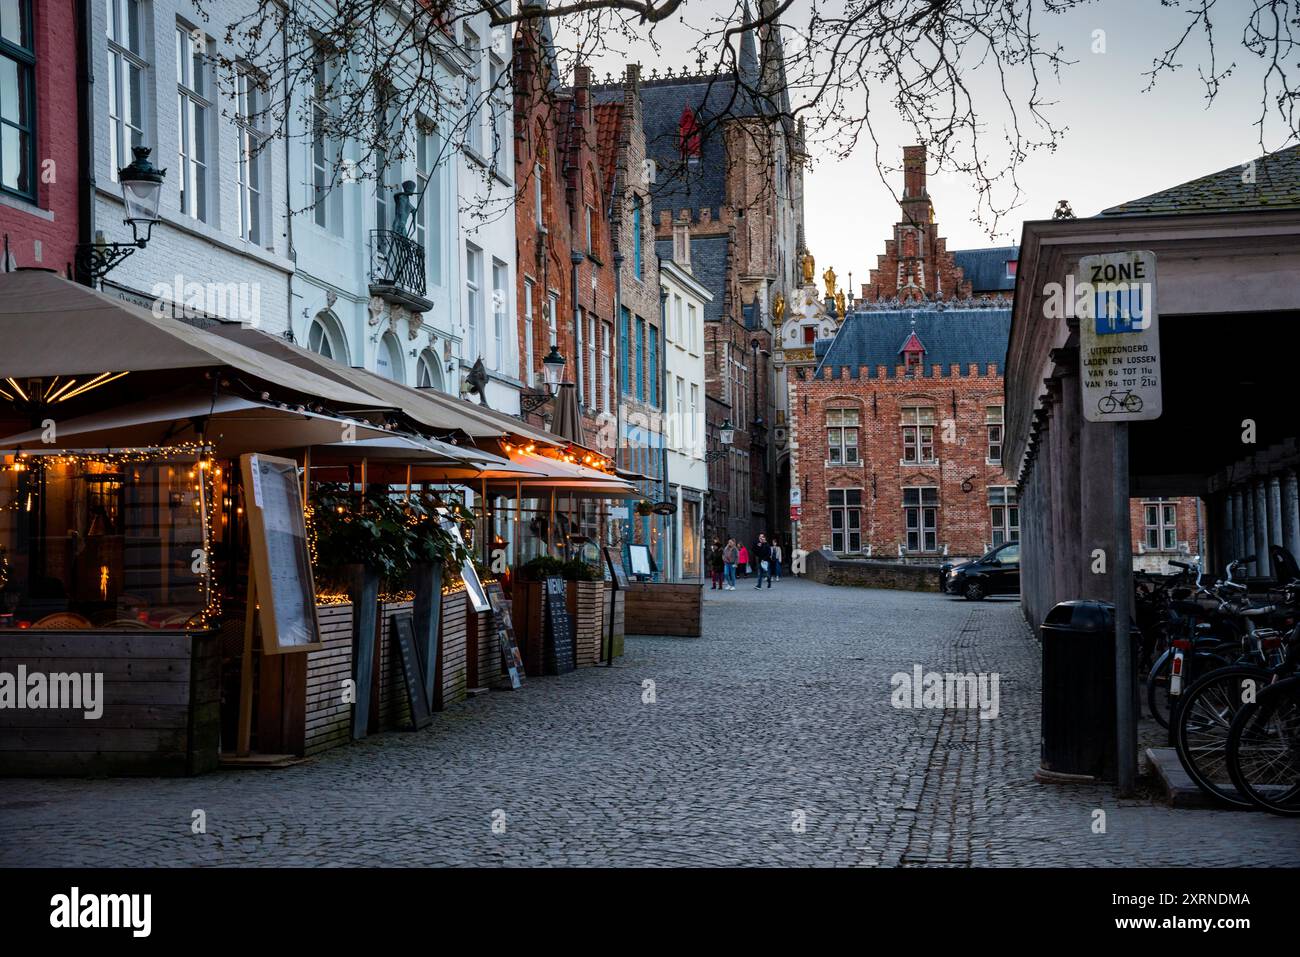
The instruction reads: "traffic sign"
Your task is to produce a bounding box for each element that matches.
[1079,250,1162,422]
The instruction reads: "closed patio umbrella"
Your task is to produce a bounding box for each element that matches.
[549,382,585,445]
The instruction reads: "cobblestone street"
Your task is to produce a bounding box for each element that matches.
[2,579,1296,867]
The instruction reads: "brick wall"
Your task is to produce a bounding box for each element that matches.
[0,0,80,273]
[791,362,1015,561]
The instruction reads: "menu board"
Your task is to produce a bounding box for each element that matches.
[543,576,575,675]
[240,454,323,654]
[390,613,432,729]
[445,519,490,612]
[486,583,523,689]
[603,546,628,589]
[628,544,652,579]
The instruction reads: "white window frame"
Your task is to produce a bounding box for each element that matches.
[903,486,939,552]
[986,405,1004,464]
[107,0,147,182]
[523,278,535,387]
[901,406,937,465]
[546,290,558,347]
[492,258,508,372]
[175,24,211,222]
[828,488,863,553]
[234,67,268,245]
[463,26,483,156]
[1144,499,1178,552]
[586,314,597,407]
[465,244,483,361]
[600,320,612,413]
[827,408,860,465]
[989,486,1020,547]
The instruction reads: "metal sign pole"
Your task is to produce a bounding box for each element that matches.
[1113,421,1136,795]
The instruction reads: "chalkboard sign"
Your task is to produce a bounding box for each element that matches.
[486,583,523,689]
[543,576,575,675]
[390,613,432,729]
[240,454,323,654]
[603,546,628,589]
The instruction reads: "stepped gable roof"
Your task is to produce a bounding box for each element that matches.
[951,245,1018,292]
[656,235,729,324]
[814,307,1011,380]
[1100,144,1300,217]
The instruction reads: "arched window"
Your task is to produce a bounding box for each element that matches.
[416,348,445,391]
[307,310,349,364]
[376,331,405,383]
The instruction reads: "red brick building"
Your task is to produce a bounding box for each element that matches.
[0,0,82,276]
[512,28,621,455]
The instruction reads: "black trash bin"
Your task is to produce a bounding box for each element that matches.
[1038,600,1137,782]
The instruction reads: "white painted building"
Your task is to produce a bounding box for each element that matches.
[454,8,520,413]
[660,229,712,580]
[90,0,292,327]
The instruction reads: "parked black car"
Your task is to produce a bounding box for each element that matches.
[942,541,1021,600]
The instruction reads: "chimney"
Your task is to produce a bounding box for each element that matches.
[902,144,927,199]
[673,214,692,272]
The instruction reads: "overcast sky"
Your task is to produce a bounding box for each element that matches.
[575,0,1294,286]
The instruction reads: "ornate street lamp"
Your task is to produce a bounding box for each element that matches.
[541,345,566,395]
[76,147,167,286]
[705,419,734,461]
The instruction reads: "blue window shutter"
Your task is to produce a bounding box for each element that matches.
[635,318,645,401]
[620,307,630,394]
[649,328,658,406]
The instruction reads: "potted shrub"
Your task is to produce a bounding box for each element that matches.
[310,484,413,739]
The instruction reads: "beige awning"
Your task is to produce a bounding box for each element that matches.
[0,392,395,456]
[0,271,387,410]
[300,435,486,466]
[210,325,563,447]
[487,449,638,497]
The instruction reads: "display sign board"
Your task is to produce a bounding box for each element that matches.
[240,454,323,654]
[444,519,490,612]
[543,576,575,675]
[789,487,802,507]
[486,583,523,689]
[390,613,433,729]
[628,544,652,579]
[790,505,802,522]
[603,546,628,588]
[1079,250,1162,423]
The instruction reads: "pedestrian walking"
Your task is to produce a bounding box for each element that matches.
[722,539,739,589]
[771,539,783,581]
[738,543,750,578]
[708,540,724,590]
[753,533,773,589]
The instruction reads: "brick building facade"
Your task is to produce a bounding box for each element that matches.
[638,0,805,548]
[0,0,82,276]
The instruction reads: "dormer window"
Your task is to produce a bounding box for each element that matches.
[678,106,701,163]
[905,351,921,374]
[899,325,926,375]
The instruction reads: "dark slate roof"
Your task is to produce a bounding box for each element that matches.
[640,75,758,215]
[657,234,729,323]
[814,308,1011,379]
[951,245,1018,293]
[1100,144,1300,217]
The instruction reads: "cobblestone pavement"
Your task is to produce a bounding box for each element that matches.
[2,578,1297,866]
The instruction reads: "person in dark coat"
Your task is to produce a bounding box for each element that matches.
[752,533,773,589]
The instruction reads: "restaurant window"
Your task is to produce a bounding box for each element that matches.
[523,279,535,387]
[176,24,212,222]
[826,408,859,464]
[107,0,147,185]
[828,488,862,553]
[989,486,1019,547]
[986,405,1003,464]
[903,486,939,552]
[0,454,216,631]
[1144,499,1178,551]
[234,67,268,244]
[1,0,36,199]
[901,406,936,464]
[681,499,700,579]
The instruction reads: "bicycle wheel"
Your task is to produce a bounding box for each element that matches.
[1122,393,1143,412]
[1148,649,1230,729]
[1174,665,1269,808]
[1226,676,1300,816]
[1098,395,1118,414]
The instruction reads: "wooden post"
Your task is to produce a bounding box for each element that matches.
[237,575,257,757]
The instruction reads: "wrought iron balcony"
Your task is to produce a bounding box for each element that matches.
[368,229,432,312]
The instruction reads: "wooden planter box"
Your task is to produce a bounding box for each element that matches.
[624,582,703,637]
[568,580,605,667]
[511,580,546,677]
[305,602,353,756]
[434,589,468,710]
[0,629,220,776]
[468,603,506,690]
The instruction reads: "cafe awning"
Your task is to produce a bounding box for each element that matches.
[0,271,386,410]
[0,392,395,456]
[487,449,639,497]
[210,326,562,448]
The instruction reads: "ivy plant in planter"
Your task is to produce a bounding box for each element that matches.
[405,493,474,572]
[310,484,415,588]
[518,555,601,582]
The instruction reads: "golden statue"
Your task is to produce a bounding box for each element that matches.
[834,289,846,316]
[823,266,837,299]
[801,251,815,285]
[772,291,786,324]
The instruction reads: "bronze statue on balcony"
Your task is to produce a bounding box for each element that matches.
[393,180,419,236]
